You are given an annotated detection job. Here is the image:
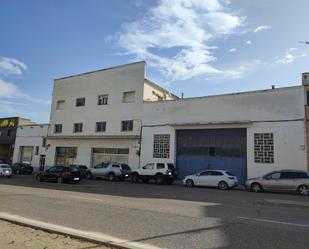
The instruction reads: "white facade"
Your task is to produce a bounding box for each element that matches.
[140,86,307,179]
[13,124,49,171]
[13,60,307,181]
[46,61,177,168]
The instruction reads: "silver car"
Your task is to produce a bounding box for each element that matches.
[0,164,12,178]
[86,162,131,181]
[245,170,309,196]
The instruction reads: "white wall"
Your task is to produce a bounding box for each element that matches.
[140,86,307,179]
[247,121,306,178]
[13,124,49,171]
[49,62,146,137]
[142,86,305,126]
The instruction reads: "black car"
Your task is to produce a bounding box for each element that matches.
[36,165,82,184]
[11,163,33,174]
[70,164,88,178]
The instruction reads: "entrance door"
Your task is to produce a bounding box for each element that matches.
[176,129,247,184]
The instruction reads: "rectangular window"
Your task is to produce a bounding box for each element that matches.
[121,120,133,132]
[123,91,135,103]
[153,134,170,158]
[56,100,65,110]
[254,133,274,163]
[98,94,108,105]
[76,98,85,107]
[54,124,62,134]
[35,146,39,155]
[96,121,106,132]
[73,123,83,133]
[42,137,47,147]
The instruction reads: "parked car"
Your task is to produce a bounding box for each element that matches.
[131,162,177,184]
[11,163,33,174]
[70,164,88,178]
[85,162,132,181]
[36,165,82,184]
[183,170,238,190]
[245,170,309,196]
[0,164,12,178]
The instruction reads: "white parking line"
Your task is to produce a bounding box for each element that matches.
[238,216,309,228]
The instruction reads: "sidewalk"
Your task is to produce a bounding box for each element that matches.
[0,219,111,249]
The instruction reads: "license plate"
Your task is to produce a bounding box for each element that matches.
[125,174,129,177]
[74,178,79,180]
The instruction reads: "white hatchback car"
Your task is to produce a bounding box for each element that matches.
[0,164,12,178]
[183,170,238,190]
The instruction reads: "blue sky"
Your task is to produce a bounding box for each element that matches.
[0,0,309,123]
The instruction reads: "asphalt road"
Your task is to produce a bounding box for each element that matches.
[0,175,309,249]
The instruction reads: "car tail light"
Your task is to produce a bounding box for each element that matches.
[228,177,235,180]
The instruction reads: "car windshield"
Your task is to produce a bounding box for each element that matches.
[225,171,235,176]
[167,164,175,170]
[1,165,10,169]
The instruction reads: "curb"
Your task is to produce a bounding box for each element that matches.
[262,199,309,209]
[0,212,161,249]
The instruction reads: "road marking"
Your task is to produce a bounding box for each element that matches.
[0,212,162,249]
[238,216,309,228]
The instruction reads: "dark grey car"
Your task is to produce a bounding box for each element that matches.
[245,170,309,196]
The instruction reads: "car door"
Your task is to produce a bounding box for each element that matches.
[261,172,281,190]
[195,171,212,186]
[45,166,58,181]
[141,163,155,176]
[92,163,103,177]
[210,171,224,187]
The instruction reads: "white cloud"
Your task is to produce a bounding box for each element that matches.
[254,25,271,33]
[117,0,246,80]
[275,49,307,64]
[0,78,50,105]
[246,40,252,44]
[229,48,237,52]
[0,57,27,76]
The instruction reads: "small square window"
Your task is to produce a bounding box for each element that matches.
[96,121,106,132]
[121,120,133,132]
[123,91,135,103]
[73,123,83,133]
[54,124,62,134]
[76,98,85,107]
[56,100,65,110]
[98,94,108,105]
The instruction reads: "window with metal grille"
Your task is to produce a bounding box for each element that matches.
[254,133,274,163]
[153,134,170,158]
[73,123,83,133]
[121,120,133,131]
[98,94,108,105]
[96,121,106,132]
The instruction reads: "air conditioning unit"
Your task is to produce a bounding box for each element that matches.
[303,73,309,86]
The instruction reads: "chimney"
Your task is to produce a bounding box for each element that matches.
[302,72,309,86]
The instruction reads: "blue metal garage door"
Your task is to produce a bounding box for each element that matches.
[176,129,247,184]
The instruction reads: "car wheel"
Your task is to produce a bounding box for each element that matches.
[108,173,116,181]
[185,179,194,187]
[131,173,140,183]
[16,170,20,175]
[155,174,164,185]
[36,175,42,182]
[85,172,92,179]
[7,175,11,179]
[298,185,309,196]
[250,182,262,193]
[218,181,228,190]
[57,177,63,184]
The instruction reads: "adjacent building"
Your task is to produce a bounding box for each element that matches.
[0,117,35,164]
[9,61,309,183]
[12,124,49,171]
